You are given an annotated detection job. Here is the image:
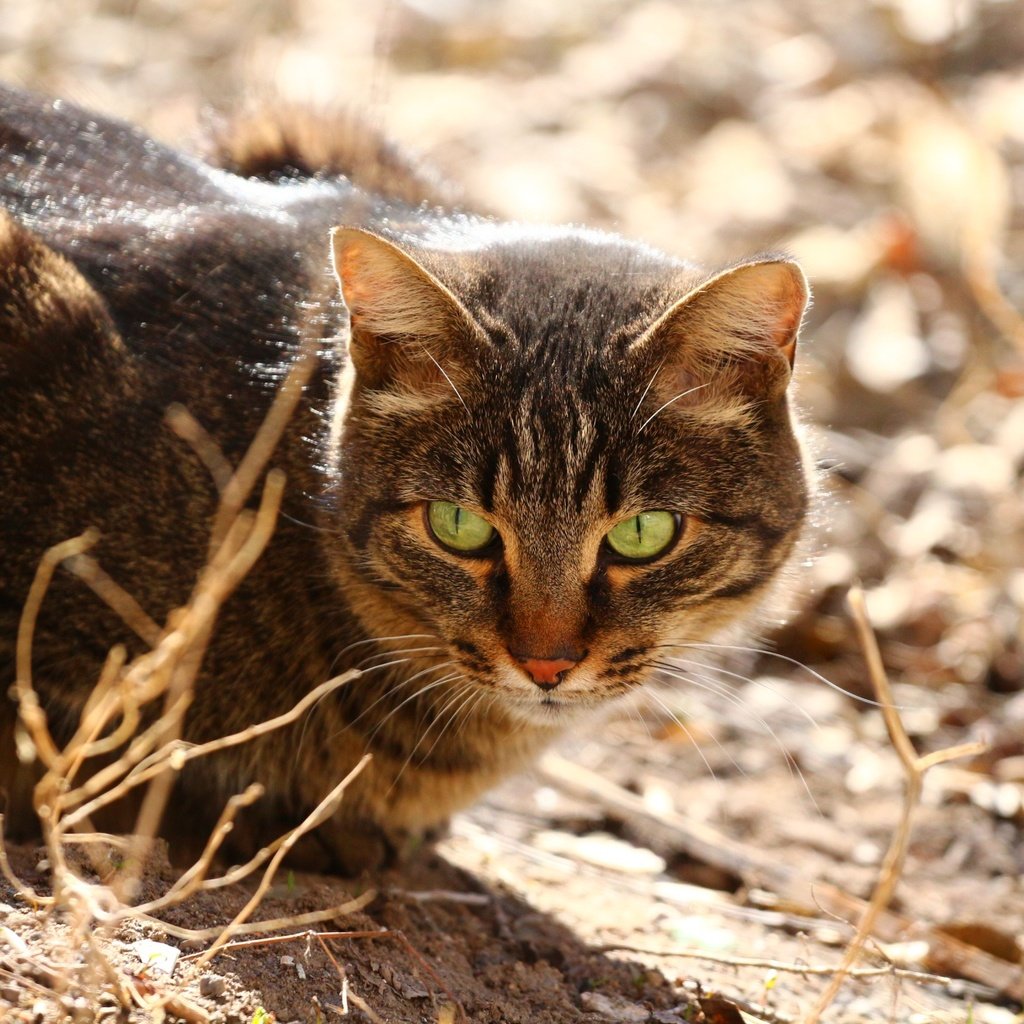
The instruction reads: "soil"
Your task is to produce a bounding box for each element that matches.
[3,672,1023,1023]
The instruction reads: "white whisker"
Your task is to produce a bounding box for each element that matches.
[651,660,821,815]
[356,664,461,737]
[388,678,472,792]
[630,361,664,420]
[637,382,709,433]
[363,675,465,747]
[663,653,819,729]
[421,684,480,762]
[642,686,725,782]
[419,344,468,412]
[673,641,897,709]
[356,645,447,669]
[341,632,440,655]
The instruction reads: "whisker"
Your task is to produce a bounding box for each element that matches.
[641,686,724,782]
[355,645,447,669]
[388,678,472,791]
[300,654,451,754]
[418,684,484,766]
[643,673,751,776]
[335,632,441,660]
[296,654,419,759]
[650,660,821,814]
[320,630,441,683]
[662,654,820,729]
[343,660,459,736]
[364,669,464,741]
[667,641,898,709]
[624,696,657,745]
[630,361,664,420]
[636,382,710,433]
[419,344,468,412]
[277,509,342,536]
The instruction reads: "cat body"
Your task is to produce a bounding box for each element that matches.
[0,87,810,870]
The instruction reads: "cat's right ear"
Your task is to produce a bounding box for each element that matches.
[330,227,478,391]
[634,257,809,409]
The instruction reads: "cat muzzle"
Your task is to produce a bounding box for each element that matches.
[507,648,586,690]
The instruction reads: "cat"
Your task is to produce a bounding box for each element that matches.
[0,86,811,872]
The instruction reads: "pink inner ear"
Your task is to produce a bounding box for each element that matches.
[774,308,799,365]
[339,246,371,313]
[769,272,805,366]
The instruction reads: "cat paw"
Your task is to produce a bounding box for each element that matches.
[287,817,449,876]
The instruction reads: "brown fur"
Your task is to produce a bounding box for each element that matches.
[0,86,811,873]
[204,102,457,207]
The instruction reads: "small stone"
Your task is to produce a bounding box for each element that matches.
[846,280,929,392]
[131,938,180,976]
[934,444,1014,497]
[199,975,227,999]
[580,990,650,1022]
[2,912,35,930]
[533,831,666,875]
[1,984,20,1003]
[58,995,91,1022]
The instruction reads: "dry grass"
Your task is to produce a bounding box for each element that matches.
[0,337,386,1020]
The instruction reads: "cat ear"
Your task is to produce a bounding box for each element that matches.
[0,210,125,385]
[638,258,809,406]
[330,227,478,391]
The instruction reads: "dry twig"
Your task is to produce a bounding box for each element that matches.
[593,941,998,997]
[0,337,398,1021]
[801,586,987,1024]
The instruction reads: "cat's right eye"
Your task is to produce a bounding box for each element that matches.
[604,510,680,562]
[426,500,498,554]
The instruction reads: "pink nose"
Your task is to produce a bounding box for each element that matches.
[509,649,584,690]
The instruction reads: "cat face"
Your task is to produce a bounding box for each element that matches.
[325,224,810,725]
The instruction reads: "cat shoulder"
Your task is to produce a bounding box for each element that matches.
[0,209,127,388]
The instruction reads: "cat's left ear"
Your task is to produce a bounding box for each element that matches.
[638,258,809,400]
[330,227,480,391]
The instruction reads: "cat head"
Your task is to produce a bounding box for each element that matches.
[324,222,810,724]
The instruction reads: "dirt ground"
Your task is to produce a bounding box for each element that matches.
[2,1,1024,1022]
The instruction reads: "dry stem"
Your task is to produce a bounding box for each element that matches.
[593,941,992,994]
[0,336,398,1019]
[194,753,374,969]
[801,586,986,1024]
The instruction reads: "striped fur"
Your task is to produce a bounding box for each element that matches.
[0,86,811,872]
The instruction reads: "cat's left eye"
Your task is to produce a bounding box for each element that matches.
[605,510,680,562]
[426,500,497,554]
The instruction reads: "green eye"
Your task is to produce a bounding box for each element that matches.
[605,511,679,561]
[427,501,496,553]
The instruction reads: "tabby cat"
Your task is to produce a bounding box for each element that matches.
[0,87,810,872]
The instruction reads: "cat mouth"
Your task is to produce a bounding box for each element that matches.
[503,697,576,725]
[495,680,600,724]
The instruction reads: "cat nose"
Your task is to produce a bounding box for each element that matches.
[508,647,585,690]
